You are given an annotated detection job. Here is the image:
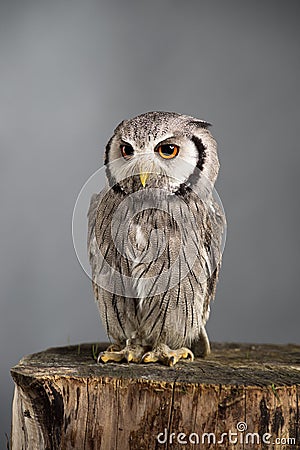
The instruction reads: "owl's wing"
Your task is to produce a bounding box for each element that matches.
[204,196,225,279]
[87,189,114,290]
[87,192,102,249]
[183,191,225,287]
[188,194,225,356]
[87,188,139,342]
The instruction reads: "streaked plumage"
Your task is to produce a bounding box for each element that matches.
[88,111,225,365]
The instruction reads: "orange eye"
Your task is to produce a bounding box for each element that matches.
[157,144,179,159]
[120,143,134,159]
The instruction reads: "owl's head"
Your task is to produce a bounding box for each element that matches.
[104,111,219,195]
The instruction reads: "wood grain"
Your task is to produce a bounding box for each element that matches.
[11,342,300,449]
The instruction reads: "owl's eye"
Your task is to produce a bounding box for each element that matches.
[120,144,134,159]
[157,144,179,159]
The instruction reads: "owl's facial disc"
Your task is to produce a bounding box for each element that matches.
[138,143,180,188]
[106,134,201,194]
[119,141,179,162]
[105,111,219,194]
[120,141,180,188]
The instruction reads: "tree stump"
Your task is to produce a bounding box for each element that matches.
[11,342,300,450]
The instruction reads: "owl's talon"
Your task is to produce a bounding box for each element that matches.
[169,356,175,367]
[106,343,122,352]
[98,350,125,363]
[97,344,146,364]
[142,344,194,366]
[141,351,159,364]
[97,352,103,364]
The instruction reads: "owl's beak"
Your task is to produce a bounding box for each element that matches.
[140,172,149,187]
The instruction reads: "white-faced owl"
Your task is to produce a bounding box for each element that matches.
[88,111,225,366]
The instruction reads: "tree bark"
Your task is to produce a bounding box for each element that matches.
[11,342,300,449]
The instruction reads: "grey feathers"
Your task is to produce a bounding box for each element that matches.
[88,111,225,355]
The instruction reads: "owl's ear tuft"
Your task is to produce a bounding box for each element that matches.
[114,120,128,134]
[188,120,212,129]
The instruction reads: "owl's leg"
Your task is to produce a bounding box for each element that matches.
[97,340,150,364]
[142,343,194,367]
[105,343,122,352]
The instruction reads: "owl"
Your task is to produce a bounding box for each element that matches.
[88,111,225,366]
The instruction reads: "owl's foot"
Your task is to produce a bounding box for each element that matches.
[97,343,148,364]
[142,343,194,367]
[105,343,122,352]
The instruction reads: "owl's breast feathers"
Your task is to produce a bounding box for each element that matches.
[88,187,223,298]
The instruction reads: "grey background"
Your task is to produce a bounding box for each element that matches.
[1,0,299,445]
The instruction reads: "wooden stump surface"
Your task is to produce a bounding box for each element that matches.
[11,342,300,449]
